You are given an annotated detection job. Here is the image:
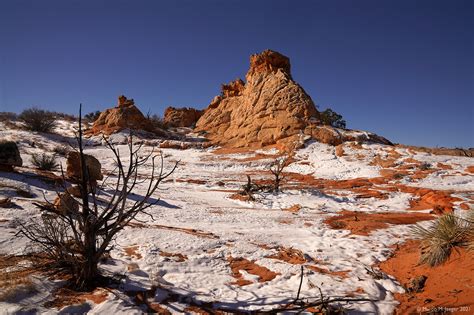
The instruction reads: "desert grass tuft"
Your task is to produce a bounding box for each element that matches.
[413,211,472,266]
[31,153,58,171]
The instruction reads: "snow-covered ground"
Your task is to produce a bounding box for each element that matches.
[0,121,473,314]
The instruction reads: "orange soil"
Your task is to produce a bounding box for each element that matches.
[45,287,109,309]
[123,245,142,259]
[379,240,474,314]
[266,246,307,264]
[128,222,219,239]
[306,265,350,279]
[227,256,280,286]
[324,210,434,235]
[276,217,295,225]
[437,162,453,170]
[397,186,462,213]
[175,178,207,185]
[228,192,253,202]
[283,204,301,213]
[283,171,462,214]
[159,251,188,262]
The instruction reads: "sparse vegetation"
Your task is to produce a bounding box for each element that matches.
[268,155,291,192]
[147,113,167,130]
[31,153,58,171]
[319,108,346,129]
[419,162,432,170]
[18,107,178,290]
[0,256,38,302]
[53,145,70,157]
[19,107,57,133]
[413,211,473,266]
[84,110,101,123]
[0,112,18,122]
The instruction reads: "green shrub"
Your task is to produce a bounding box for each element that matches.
[84,111,101,123]
[31,153,58,171]
[19,108,57,133]
[319,108,346,129]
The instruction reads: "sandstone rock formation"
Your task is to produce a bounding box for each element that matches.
[0,141,22,171]
[66,151,103,185]
[195,49,391,148]
[54,192,79,215]
[163,106,203,128]
[88,95,155,135]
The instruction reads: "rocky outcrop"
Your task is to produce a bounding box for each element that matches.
[66,151,103,185]
[88,95,155,135]
[195,50,390,149]
[163,107,203,128]
[195,50,319,148]
[0,141,22,171]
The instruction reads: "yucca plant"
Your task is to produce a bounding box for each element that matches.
[413,210,473,266]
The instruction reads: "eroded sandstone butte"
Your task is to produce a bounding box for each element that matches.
[195,49,391,148]
[88,95,155,135]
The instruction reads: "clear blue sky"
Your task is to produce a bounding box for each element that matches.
[1,0,472,147]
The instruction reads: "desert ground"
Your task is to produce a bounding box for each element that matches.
[1,116,473,314]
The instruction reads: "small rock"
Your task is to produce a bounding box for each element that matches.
[0,141,22,171]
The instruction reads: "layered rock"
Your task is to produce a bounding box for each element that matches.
[0,141,22,171]
[195,50,319,148]
[88,95,154,135]
[163,107,203,128]
[195,49,391,148]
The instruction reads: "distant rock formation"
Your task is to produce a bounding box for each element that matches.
[88,95,155,135]
[164,106,203,128]
[0,141,22,171]
[195,49,391,148]
[195,50,319,148]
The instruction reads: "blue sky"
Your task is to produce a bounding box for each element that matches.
[0,0,472,147]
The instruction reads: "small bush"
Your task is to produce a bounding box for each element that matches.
[147,114,167,130]
[31,153,58,171]
[53,145,70,157]
[52,111,77,122]
[419,162,431,171]
[0,112,18,122]
[84,111,101,123]
[319,108,346,129]
[413,212,472,266]
[19,107,57,133]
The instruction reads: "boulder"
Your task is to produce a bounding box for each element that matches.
[0,141,22,171]
[195,49,391,149]
[54,193,79,215]
[66,151,103,184]
[163,106,204,128]
[88,95,155,135]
